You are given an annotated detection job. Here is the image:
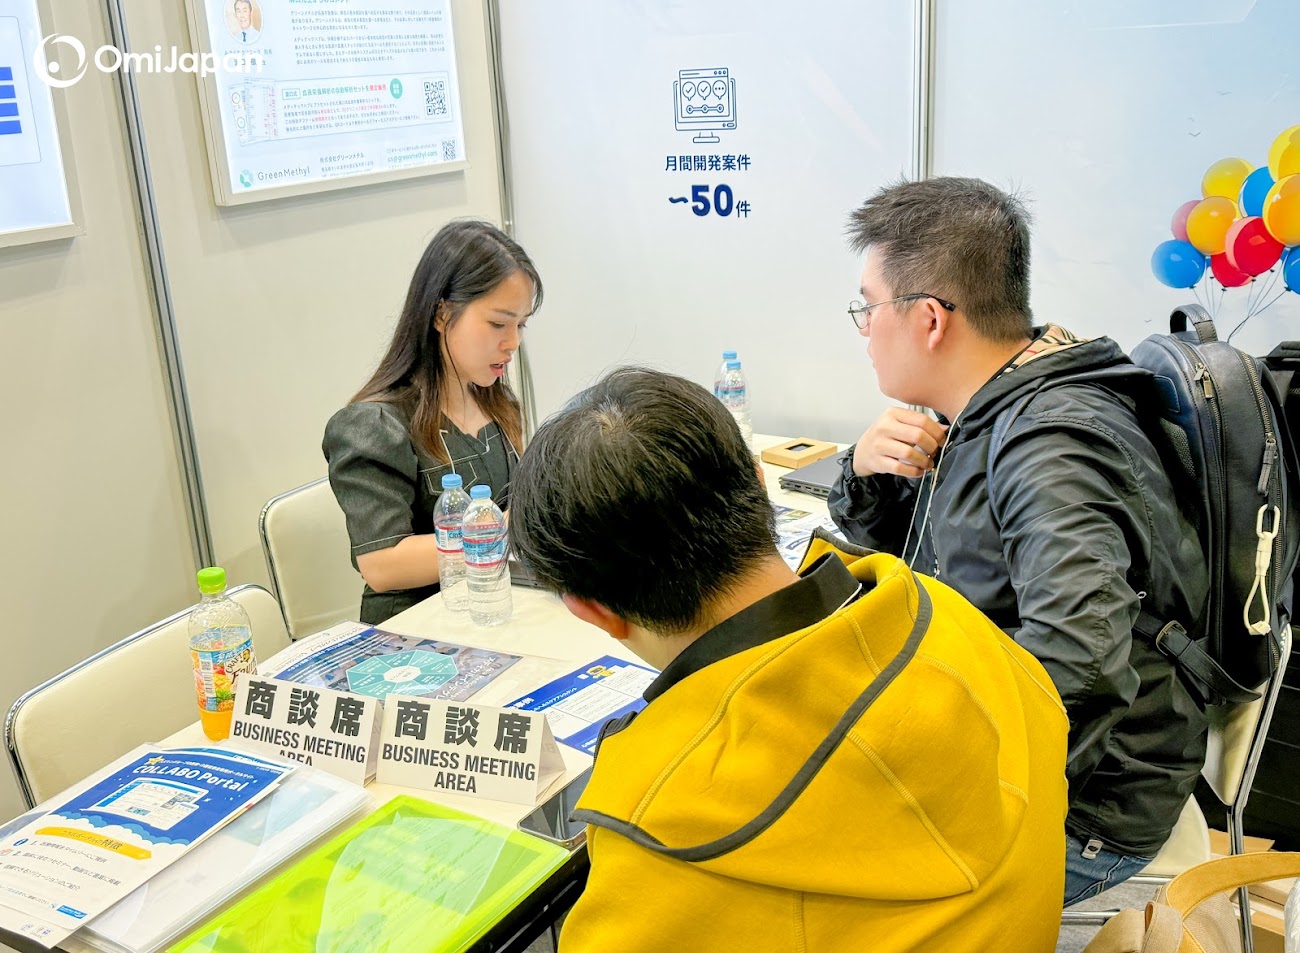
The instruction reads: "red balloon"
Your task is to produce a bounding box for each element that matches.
[1211,252,1251,287]
[1171,199,1200,242]
[1224,216,1284,276]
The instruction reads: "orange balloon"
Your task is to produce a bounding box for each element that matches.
[1185,196,1237,255]
[1268,125,1300,180]
[1278,140,1300,180]
[1202,157,1253,200]
[1263,174,1300,246]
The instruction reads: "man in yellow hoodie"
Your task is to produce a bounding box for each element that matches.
[508,367,1070,952]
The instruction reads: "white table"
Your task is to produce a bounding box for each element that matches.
[164,433,836,826]
[152,433,837,950]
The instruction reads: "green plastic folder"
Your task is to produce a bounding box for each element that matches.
[167,795,570,953]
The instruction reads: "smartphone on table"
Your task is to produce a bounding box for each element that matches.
[517,767,593,850]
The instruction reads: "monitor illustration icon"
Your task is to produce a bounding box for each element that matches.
[674,67,737,143]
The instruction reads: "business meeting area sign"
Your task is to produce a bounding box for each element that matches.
[188,0,468,204]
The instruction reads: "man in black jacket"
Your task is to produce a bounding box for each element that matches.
[829,176,1209,904]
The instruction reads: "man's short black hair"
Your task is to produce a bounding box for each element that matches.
[847,176,1033,341]
[510,367,777,635]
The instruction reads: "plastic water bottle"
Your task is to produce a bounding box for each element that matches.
[720,359,754,449]
[435,473,471,611]
[463,485,513,627]
[189,567,257,741]
[713,349,738,398]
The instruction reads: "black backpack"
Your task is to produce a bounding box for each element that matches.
[988,306,1299,706]
[1128,304,1299,705]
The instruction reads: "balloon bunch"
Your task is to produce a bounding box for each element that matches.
[1152,126,1300,336]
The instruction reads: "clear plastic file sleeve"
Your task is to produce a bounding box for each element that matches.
[168,795,569,952]
[64,764,371,953]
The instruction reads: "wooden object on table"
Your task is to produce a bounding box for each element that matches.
[760,438,839,470]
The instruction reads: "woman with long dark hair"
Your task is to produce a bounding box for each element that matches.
[323,220,542,624]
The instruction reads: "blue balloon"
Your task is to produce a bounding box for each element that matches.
[1240,167,1275,218]
[1284,246,1300,293]
[1152,240,1207,289]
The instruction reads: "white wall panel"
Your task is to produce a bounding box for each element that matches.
[501,1,914,442]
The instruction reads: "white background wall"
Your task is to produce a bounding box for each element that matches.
[0,0,195,827]
[503,0,1300,443]
[500,0,914,443]
[932,0,1300,356]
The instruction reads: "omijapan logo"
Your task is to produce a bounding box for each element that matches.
[31,34,263,87]
[33,34,87,88]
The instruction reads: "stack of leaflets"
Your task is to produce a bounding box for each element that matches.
[0,746,294,949]
[260,622,523,702]
[169,795,570,952]
[504,655,659,755]
[59,759,370,953]
[772,503,844,568]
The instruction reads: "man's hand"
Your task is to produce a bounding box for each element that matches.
[851,408,947,478]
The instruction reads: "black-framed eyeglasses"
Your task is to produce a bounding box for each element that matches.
[847,294,957,331]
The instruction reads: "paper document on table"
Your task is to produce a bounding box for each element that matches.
[503,656,659,754]
[56,761,370,953]
[0,747,291,948]
[168,796,569,953]
[260,622,521,702]
[773,503,844,569]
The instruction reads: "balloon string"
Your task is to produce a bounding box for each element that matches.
[1252,289,1287,318]
[1227,311,1252,345]
[1245,268,1266,315]
[1249,265,1282,316]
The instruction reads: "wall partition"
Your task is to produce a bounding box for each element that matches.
[498,0,916,442]
[931,0,1300,355]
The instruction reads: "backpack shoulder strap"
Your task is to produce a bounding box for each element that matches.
[988,378,1261,705]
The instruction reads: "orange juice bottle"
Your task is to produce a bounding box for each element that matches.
[189,567,257,740]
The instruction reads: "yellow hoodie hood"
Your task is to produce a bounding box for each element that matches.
[571,535,1068,903]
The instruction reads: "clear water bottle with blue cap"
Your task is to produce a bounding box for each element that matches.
[434,473,471,611]
[720,359,753,450]
[714,349,738,398]
[462,485,513,627]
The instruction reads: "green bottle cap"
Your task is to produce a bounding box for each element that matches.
[197,567,227,594]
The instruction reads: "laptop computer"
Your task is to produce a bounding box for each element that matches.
[777,453,847,500]
[507,556,546,589]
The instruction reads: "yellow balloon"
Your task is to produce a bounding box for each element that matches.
[1263,174,1300,246]
[1202,157,1253,200]
[1267,125,1300,180]
[1185,196,1237,255]
[1278,140,1300,180]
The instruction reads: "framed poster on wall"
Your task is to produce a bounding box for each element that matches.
[0,0,83,249]
[185,0,468,206]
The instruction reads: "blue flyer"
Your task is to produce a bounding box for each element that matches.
[0,746,292,948]
[503,656,658,755]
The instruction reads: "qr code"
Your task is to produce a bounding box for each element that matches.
[441,139,457,161]
[424,78,448,118]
